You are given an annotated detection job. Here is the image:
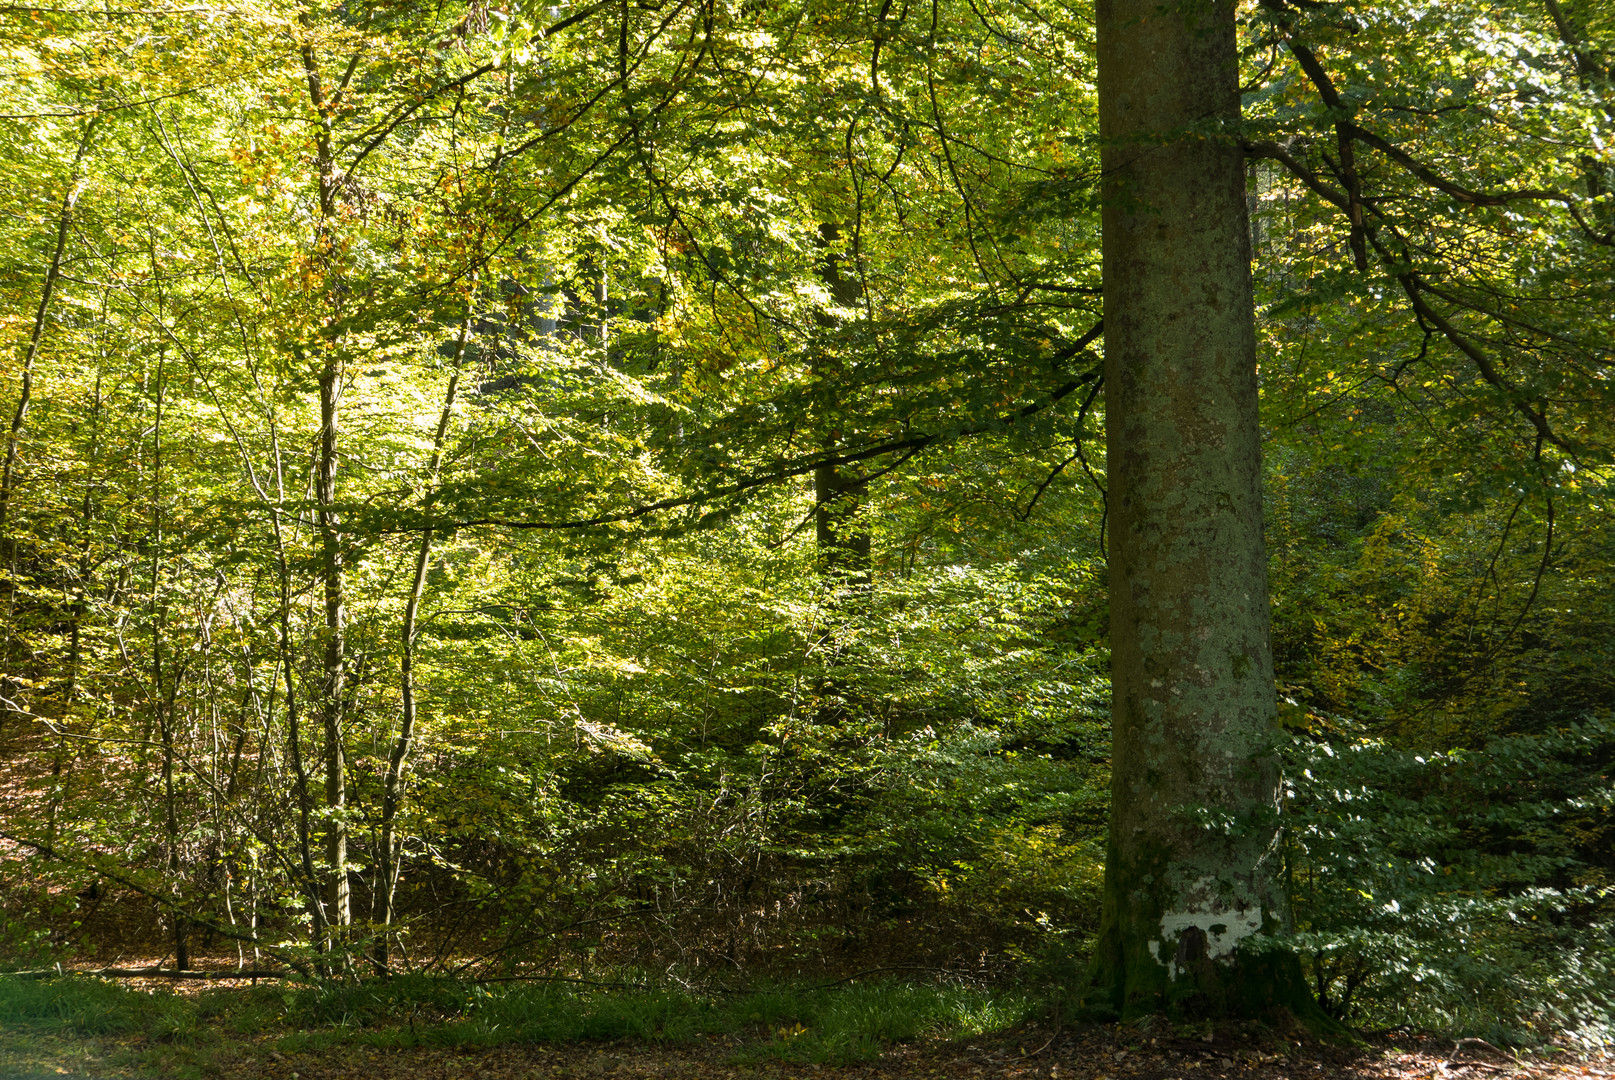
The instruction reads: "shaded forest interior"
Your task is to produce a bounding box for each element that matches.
[1,0,1612,1051]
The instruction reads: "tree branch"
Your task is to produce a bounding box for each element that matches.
[414,327,1105,534]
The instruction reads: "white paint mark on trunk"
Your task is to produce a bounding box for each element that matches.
[1150,878,1264,978]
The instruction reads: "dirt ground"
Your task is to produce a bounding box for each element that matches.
[208,1028,1612,1080]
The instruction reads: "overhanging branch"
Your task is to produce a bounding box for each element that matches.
[416,323,1105,534]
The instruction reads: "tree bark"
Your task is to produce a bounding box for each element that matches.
[0,116,98,550]
[316,350,349,945]
[44,358,104,854]
[148,336,191,971]
[809,223,869,730]
[1086,0,1327,1024]
[303,35,350,948]
[0,116,99,741]
[276,522,325,943]
[812,223,870,584]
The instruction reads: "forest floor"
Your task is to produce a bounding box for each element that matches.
[1,992,1609,1080]
[206,1028,1613,1080]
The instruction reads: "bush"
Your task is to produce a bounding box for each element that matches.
[1278,717,1614,1044]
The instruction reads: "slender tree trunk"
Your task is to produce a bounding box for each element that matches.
[257,382,322,942]
[46,360,105,855]
[303,36,350,949]
[809,224,869,729]
[316,354,349,944]
[811,224,870,585]
[159,684,189,970]
[595,253,610,350]
[0,117,99,743]
[146,335,190,970]
[812,460,870,582]
[1085,0,1327,1024]
[277,533,325,942]
[376,307,474,972]
[0,116,98,549]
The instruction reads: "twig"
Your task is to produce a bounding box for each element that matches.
[467,973,656,990]
[810,964,981,989]
[1024,999,1061,1057]
[7,966,291,980]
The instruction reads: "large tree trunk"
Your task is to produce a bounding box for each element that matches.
[1086,0,1326,1024]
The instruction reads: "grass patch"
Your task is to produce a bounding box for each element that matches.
[0,974,197,1040]
[419,979,1030,1062]
[0,970,1032,1070]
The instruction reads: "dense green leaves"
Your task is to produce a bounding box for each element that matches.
[1282,721,1613,1040]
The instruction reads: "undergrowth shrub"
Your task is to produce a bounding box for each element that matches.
[1279,717,1614,1045]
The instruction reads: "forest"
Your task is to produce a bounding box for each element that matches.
[0,0,1612,1069]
